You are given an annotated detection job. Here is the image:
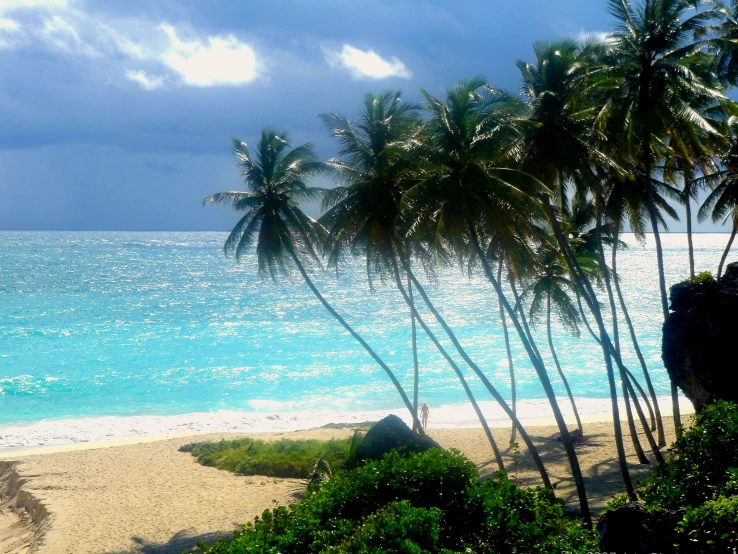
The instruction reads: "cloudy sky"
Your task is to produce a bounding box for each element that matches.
[0,0,725,231]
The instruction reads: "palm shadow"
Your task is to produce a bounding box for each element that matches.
[104,528,235,554]
[475,431,656,514]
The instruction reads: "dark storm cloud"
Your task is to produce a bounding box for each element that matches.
[5,1,704,231]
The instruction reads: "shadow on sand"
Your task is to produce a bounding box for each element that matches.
[475,430,659,513]
[104,528,233,554]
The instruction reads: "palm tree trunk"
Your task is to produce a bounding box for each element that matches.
[408,270,420,432]
[509,275,544,361]
[646,188,682,437]
[396,255,555,491]
[577,290,662,463]
[546,293,583,435]
[612,229,666,446]
[595,201,648,464]
[287,249,423,432]
[541,196,635,500]
[497,262,517,445]
[391,262,506,473]
[578,292,658,434]
[465,225,591,525]
[718,218,737,278]
[685,191,695,279]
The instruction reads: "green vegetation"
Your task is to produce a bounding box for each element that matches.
[602,401,738,551]
[688,271,717,286]
[190,437,355,479]
[641,401,738,510]
[196,449,598,554]
[676,496,738,552]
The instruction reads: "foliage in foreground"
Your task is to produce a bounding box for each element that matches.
[603,401,738,551]
[191,437,354,479]
[197,449,597,554]
[641,400,738,510]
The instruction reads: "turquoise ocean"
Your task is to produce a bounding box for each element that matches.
[0,232,730,447]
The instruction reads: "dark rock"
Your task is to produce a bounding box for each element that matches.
[345,414,440,468]
[663,263,738,410]
[598,502,684,553]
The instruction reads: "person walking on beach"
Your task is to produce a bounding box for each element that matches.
[420,403,430,430]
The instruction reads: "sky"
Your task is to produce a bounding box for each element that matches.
[0,0,728,232]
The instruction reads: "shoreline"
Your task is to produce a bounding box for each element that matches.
[0,395,694,453]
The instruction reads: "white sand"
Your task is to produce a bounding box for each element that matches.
[0,408,692,554]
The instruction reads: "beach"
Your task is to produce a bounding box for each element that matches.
[0,412,688,554]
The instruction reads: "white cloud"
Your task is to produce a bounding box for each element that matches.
[0,16,22,49]
[0,4,262,89]
[158,24,258,87]
[125,69,165,90]
[324,44,411,80]
[0,17,20,31]
[0,0,68,14]
[38,14,98,56]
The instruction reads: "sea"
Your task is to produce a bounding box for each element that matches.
[0,232,729,448]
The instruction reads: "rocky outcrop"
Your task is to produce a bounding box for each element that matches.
[663,262,738,410]
[598,502,684,553]
[345,415,440,469]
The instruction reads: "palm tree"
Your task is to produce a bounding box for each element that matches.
[515,39,642,496]
[665,135,722,279]
[602,0,728,434]
[318,91,508,468]
[699,116,738,277]
[318,91,426,426]
[605,161,668,446]
[401,78,592,524]
[521,243,584,436]
[497,260,518,445]
[204,129,422,431]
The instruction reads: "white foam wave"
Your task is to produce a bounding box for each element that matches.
[0,395,693,450]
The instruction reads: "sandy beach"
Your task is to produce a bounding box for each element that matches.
[0,412,688,554]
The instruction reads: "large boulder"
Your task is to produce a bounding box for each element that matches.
[663,263,738,410]
[598,502,684,553]
[345,414,441,468]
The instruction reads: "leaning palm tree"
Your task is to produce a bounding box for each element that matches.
[319,91,507,471]
[401,78,592,524]
[318,91,425,424]
[515,39,645,495]
[604,158,668,445]
[699,116,738,277]
[204,129,422,430]
[601,0,728,434]
[520,243,584,436]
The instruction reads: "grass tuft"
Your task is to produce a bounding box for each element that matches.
[189,436,356,479]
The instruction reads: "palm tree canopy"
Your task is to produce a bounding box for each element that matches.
[700,115,738,223]
[318,91,421,282]
[203,129,325,277]
[601,0,727,161]
[516,40,610,209]
[521,243,581,336]
[400,78,543,267]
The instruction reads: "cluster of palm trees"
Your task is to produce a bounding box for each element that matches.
[205,0,738,526]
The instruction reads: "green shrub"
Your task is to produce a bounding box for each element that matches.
[328,501,445,554]
[676,496,738,553]
[191,436,354,478]
[640,400,738,509]
[197,449,597,554]
[689,271,716,285]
